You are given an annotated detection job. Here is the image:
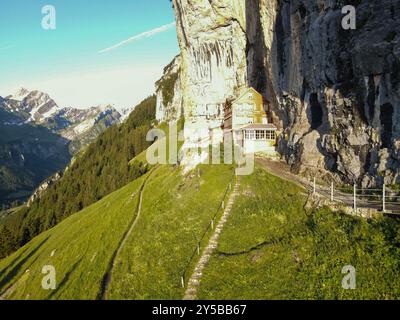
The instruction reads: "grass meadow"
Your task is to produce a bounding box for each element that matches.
[0,175,146,299]
[197,166,400,299]
[1,161,399,299]
[107,164,234,299]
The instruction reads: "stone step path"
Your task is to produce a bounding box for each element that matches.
[183,178,240,300]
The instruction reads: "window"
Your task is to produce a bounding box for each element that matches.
[266,130,276,140]
[245,130,255,140]
[256,130,265,140]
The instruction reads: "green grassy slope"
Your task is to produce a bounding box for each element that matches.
[197,166,400,299]
[108,164,234,299]
[0,163,234,299]
[1,161,399,300]
[0,96,156,259]
[0,175,146,299]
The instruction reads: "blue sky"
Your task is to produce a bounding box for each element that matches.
[0,0,179,109]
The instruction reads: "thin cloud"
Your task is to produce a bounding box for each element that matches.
[98,22,176,54]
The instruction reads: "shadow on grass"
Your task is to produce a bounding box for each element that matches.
[48,257,83,300]
[0,245,31,280]
[216,235,287,256]
[0,236,50,293]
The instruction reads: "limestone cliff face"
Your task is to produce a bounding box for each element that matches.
[172,0,248,140]
[170,0,400,186]
[261,0,400,187]
[155,55,183,123]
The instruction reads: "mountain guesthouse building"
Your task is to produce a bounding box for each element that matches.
[223,87,278,155]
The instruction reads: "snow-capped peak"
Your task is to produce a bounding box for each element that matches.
[96,104,115,113]
[1,88,60,123]
[8,87,30,101]
[1,89,123,144]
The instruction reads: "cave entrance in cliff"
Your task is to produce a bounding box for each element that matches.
[310,93,323,130]
[380,103,394,148]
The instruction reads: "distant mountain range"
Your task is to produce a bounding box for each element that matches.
[0,88,131,208]
[0,88,128,153]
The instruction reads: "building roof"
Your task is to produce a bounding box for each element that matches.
[239,123,277,130]
[232,87,261,104]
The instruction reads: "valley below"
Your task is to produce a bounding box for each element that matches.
[0,88,127,208]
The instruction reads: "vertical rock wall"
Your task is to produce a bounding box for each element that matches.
[261,0,400,186]
[169,0,400,186]
[173,0,248,141]
[155,55,183,123]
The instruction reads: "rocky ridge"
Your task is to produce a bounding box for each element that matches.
[1,88,123,154]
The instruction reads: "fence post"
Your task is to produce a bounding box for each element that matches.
[383,183,386,213]
[313,177,316,195]
[222,201,225,209]
[181,276,185,288]
[197,245,200,255]
[211,219,214,230]
[353,184,357,212]
[331,181,334,202]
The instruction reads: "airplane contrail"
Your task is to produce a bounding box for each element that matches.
[98,22,176,54]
